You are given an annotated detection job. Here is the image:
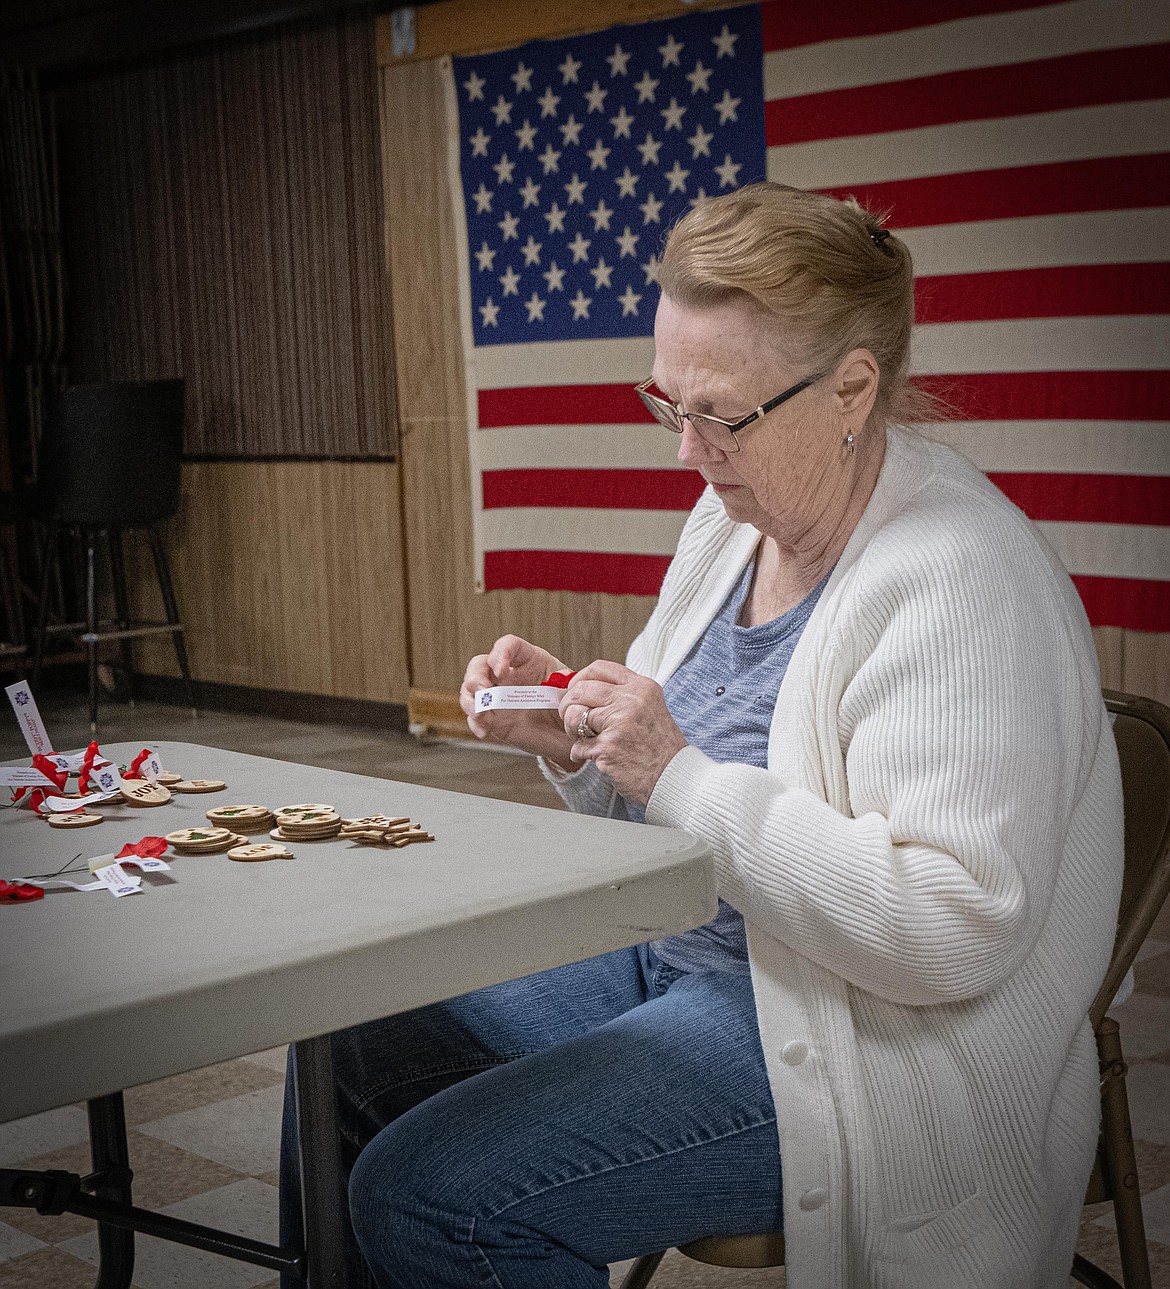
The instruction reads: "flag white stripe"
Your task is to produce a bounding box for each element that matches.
[763,0,1170,101]
[901,209,1170,277]
[765,99,1170,191]
[477,422,1170,476]
[926,421,1170,476]
[911,316,1170,375]
[479,507,687,555]
[1039,520,1170,580]
[476,336,655,389]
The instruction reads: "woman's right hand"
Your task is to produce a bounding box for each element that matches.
[460,635,578,768]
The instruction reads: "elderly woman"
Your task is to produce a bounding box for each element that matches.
[282,183,1122,1289]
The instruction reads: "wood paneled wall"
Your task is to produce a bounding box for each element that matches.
[129,461,410,704]
[54,6,397,459]
[378,48,1170,711]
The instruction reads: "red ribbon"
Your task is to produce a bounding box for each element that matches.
[543,670,577,688]
[77,740,102,795]
[12,755,69,809]
[0,880,45,904]
[116,836,169,860]
[123,748,153,781]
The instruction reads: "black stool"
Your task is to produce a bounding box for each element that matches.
[30,380,196,732]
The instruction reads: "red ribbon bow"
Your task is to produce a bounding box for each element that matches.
[543,670,577,688]
[77,740,102,795]
[0,880,45,904]
[123,748,154,781]
[116,837,169,860]
[13,755,70,812]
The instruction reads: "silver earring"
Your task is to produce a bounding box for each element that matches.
[844,431,855,457]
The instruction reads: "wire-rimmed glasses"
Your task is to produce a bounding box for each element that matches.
[635,373,824,453]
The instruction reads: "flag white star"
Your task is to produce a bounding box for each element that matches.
[497,210,520,240]
[642,253,662,284]
[524,290,546,322]
[520,234,542,265]
[568,230,592,263]
[614,166,639,198]
[543,260,566,291]
[569,289,592,320]
[519,176,542,208]
[586,137,611,170]
[564,172,588,204]
[664,159,690,193]
[615,225,640,257]
[618,283,642,316]
[472,182,493,214]
[544,201,567,232]
[590,256,614,289]
[537,86,561,118]
[538,143,561,174]
[686,61,713,94]
[584,80,608,113]
[479,296,500,326]
[688,186,710,208]
[687,123,713,158]
[639,191,664,224]
[634,70,659,104]
[606,43,632,77]
[658,33,684,67]
[609,105,635,139]
[492,153,515,185]
[559,53,582,84]
[474,241,496,271]
[637,133,663,166]
[498,264,521,295]
[560,115,584,146]
[714,89,741,124]
[589,198,614,231]
[714,154,741,188]
[660,97,686,131]
[511,62,534,93]
[491,95,513,125]
[515,119,537,151]
[712,24,739,58]
[463,70,486,101]
[469,126,491,157]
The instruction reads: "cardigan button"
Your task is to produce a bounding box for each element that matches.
[781,1041,808,1066]
[799,1188,828,1212]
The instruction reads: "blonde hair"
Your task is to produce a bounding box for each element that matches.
[658,182,936,425]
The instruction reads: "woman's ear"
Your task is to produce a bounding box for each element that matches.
[832,349,881,425]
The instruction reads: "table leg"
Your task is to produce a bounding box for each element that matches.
[294,1035,350,1289]
[88,1093,135,1289]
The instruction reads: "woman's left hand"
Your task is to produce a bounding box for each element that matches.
[560,661,687,807]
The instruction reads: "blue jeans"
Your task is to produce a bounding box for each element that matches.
[280,943,781,1288]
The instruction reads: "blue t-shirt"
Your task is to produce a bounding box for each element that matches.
[625,558,829,974]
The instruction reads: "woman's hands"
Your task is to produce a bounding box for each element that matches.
[460,635,578,767]
[559,661,688,807]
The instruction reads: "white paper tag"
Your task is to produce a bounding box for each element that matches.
[474,685,563,712]
[88,763,125,794]
[20,875,107,892]
[88,853,170,874]
[93,863,143,898]
[5,682,52,756]
[0,766,59,788]
[135,751,162,783]
[38,789,121,813]
[45,751,86,773]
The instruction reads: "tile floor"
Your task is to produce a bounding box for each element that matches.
[1,695,1168,1288]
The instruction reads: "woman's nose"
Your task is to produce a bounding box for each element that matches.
[676,419,723,468]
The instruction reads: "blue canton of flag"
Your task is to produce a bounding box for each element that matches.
[454,6,765,347]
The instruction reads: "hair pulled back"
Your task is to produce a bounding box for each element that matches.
[658,183,931,425]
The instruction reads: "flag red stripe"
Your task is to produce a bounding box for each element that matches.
[481,372,1170,428]
[914,264,1170,323]
[1072,575,1170,631]
[818,154,1170,229]
[914,371,1170,422]
[482,468,703,511]
[484,549,671,595]
[766,44,1170,147]
[760,0,1061,54]
[988,473,1170,525]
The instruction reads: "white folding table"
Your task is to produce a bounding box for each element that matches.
[0,740,715,1287]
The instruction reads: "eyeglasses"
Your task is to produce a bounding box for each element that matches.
[635,372,824,453]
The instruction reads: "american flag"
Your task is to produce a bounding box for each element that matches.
[448,0,1169,633]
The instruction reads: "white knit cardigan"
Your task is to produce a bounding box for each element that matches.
[546,426,1123,1288]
